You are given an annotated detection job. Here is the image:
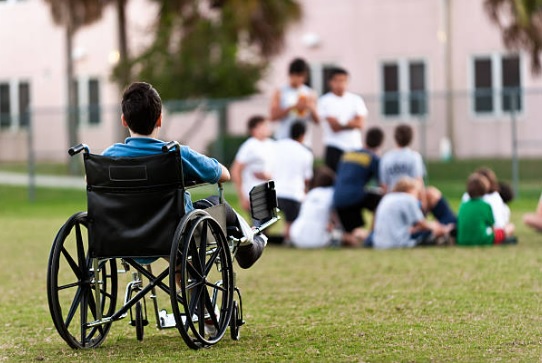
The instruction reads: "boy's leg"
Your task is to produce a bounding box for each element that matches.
[193,196,267,269]
[324,146,343,172]
[336,203,367,247]
[277,197,301,242]
[426,186,457,225]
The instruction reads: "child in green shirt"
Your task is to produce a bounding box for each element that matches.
[457,173,514,245]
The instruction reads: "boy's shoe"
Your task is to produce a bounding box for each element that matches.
[503,236,518,244]
[235,234,267,269]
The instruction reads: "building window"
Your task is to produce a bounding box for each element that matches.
[306,63,337,96]
[75,77,101,126]
[0,83,10,128]
[472,54,521,115]
[382,63,400,116]
[0,81,31,130]
[381,60,427,117]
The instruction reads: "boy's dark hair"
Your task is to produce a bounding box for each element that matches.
[121,82,162,135]
[310,166,335,190]
[290,121,306,140]
[247,115,266,132]
[467,173,488,199]
[328,67,349,81]
[365,127,384,149]
[288,58,309,75]
[476,167,499,193]
[498,181,514,203]
[394,124,413,147]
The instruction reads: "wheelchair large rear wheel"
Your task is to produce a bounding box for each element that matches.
[170,210,234,349]
[47,212,118,349]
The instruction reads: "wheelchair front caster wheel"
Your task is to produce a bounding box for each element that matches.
[230,301,241,341]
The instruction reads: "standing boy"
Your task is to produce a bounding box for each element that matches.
[269,57,319,141]
[231,115,275,213]
[318,67,368,172]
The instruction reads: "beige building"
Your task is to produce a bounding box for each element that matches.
[1,0,541,162]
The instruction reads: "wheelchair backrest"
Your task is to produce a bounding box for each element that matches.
[84,150,185,258]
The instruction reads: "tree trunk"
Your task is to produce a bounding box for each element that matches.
[66,18,80,175]
[116,0,131,141]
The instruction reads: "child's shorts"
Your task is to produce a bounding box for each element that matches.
[493,228,506,244]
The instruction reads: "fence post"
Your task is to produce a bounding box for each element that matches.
[26,107,36,202]
[510,90,519,197]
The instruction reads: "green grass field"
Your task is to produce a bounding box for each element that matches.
[1,162,542,362]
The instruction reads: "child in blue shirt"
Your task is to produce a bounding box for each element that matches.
[102,82,266,268]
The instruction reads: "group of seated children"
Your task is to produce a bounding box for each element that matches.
[287,122,518,249]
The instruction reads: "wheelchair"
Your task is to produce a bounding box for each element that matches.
[46,141,279,350]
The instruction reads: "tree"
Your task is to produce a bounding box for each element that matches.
[44,0,107,174]
[485,0,542,73]
[118,0,302,100]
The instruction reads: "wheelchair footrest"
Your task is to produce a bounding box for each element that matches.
[158,310,177,329]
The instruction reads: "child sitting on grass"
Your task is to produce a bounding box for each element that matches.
[457,173,515,246]
[370,177,452,249]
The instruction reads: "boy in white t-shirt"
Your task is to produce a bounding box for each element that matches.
[318,67,368,172]
[273,121,314,241]
[269,58,319,141]
[231,115,275,212]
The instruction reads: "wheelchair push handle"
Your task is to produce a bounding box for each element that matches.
[162,141,181,153]
[68,144,90,156]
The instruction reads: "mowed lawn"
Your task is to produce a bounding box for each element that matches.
[1,161,542,362]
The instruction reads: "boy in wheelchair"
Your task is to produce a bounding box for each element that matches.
[102,81,266,269]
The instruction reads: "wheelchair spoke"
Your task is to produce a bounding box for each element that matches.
[57,281,80,291]
[186,260,203,281]
[204,246,221,276]
[64,287,83,329]
[204,280,227,293]
[188,236,203,276]
[203,289,219,330]
[75,224,88,276]
[186,284,204,320]
[60,247,83,280]
[80,289,88,347]
[198,287,206,336]
[86,293,105,338]
[199,220,208,268]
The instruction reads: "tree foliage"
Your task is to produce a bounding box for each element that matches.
[116,0,302,100]
[485,0,542,73]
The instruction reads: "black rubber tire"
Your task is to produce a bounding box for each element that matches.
[47,212,118,349]
[230,301,240,341]
[135,302,144,341]
[169,210,234,349]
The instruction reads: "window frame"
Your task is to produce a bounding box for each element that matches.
[380,58,428,120]
[0,79,30,132]
[75,76,102,127]
[470,53,523,119]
